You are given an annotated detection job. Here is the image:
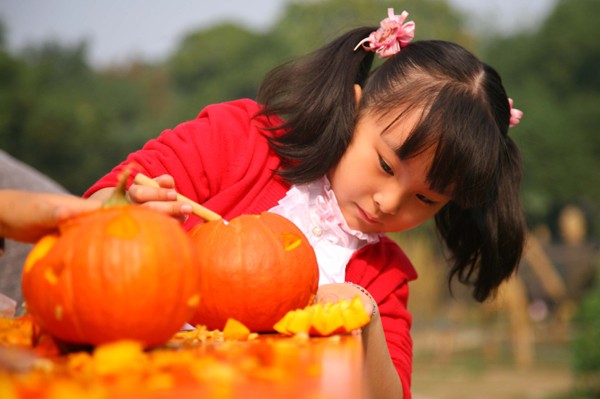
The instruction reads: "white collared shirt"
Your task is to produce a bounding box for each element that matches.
[269,176,380,286]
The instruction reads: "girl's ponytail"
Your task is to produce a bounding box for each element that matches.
[256,27,376,184]
[436,135,526,302]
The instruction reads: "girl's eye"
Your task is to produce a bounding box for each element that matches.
[416,194,436,205]
[379,156,393,175]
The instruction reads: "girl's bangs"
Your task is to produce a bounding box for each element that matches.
[395,83,502,209]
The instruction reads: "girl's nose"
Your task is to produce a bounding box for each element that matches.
[373,191,402,215]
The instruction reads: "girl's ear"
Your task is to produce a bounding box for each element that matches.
[354,84,363,109]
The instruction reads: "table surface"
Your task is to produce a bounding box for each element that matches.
[2,327,366,399]
[148,333,365,399]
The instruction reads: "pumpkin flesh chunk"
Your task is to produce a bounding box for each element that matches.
[223,318,251,341]
[273,296,371,337]
[341,297,371,331]
[273,310,296,335]
[309,304,327,336]
[286,309,311,335]
[324,305,345,336]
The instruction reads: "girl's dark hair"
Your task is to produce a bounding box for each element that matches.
[256,28,526,302]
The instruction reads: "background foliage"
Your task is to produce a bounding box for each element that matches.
[572,258,600,397]
[0,0,598,235]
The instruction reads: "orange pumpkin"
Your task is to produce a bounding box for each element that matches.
[188,212,319,331]
[21,192,201,348]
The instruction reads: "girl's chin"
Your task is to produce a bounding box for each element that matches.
[350,219,382,234]
[340,204,382,233]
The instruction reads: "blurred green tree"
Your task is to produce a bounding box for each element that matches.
[0,40,172,194]
[483,0,600,236]
[271,0,473,56]
[0,1,473,194]
[168,23,289,120]
[572,258,600,396]
[167,0,473,120]
[1,0,597,232]
[0,35,29,159]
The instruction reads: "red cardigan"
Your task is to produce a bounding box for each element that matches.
[84,99,418,397]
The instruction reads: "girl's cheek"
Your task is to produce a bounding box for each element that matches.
[400,208,429,232]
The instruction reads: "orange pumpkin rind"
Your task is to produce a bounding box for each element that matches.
[21,171,202,349]
[188,212,319,332]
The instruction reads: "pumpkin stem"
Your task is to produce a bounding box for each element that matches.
[103,169,133,207]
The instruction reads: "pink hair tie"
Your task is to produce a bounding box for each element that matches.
[508,98,523,128]
[354,8,415,59]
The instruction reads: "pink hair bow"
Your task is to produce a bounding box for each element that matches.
[508,98,523,128]
[354,8,415,59]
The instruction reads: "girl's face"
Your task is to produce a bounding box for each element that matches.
[327,90,452,234]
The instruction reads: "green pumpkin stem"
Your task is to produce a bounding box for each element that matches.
[103,169,133,207]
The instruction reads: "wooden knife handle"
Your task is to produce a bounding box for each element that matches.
[133,173,222,222]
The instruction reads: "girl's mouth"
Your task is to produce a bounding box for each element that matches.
[357,205,381,224]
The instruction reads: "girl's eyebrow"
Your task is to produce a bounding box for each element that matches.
[380,136,403,162]
[380,135,453,199]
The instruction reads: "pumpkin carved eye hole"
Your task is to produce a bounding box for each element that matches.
[45,268,59,285]
[44,260,67,285]
[281,232,302,251]
[55,306,63,321]
[187,294,200,308]
[105,214,140,239]
[24,234,59,273]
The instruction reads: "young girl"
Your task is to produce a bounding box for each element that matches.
[85,9,525,399]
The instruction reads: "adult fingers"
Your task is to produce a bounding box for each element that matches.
[54,198,102,222]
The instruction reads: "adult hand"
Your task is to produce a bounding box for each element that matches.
[315,283,375,317]
[126,175,192,223]
[0,190,102,243]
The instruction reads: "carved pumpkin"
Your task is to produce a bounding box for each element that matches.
[188,212,319,332]
[21,185,201,348]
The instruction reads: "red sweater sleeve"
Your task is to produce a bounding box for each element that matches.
[84,99,261,200]
[83,99,289,228]
[345,236,418,399]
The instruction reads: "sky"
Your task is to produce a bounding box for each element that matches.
[0,0,556,68]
